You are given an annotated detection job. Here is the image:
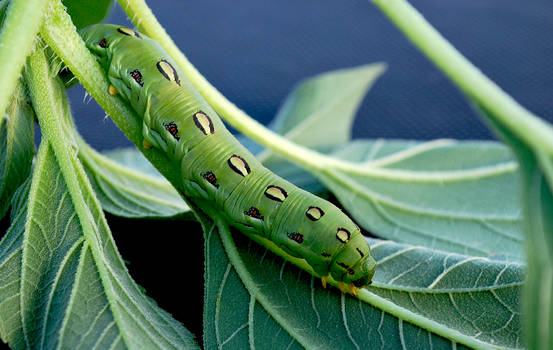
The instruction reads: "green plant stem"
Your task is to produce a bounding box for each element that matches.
[41,0,140,143]
[24,43,135,345]
[0,0,48,119]
[370,0,553,155]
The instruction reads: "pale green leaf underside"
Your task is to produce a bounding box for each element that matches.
[0,142,198,349]
[318,139,523,261]
[0,186,27,349]
[102,147,170,178]
[205,219,522,349]
[369,238,523,349]
[267,63,386,152]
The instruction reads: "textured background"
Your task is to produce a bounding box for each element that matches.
[68,0,553,150]
[63,0,552,341]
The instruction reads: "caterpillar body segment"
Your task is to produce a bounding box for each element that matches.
[80,24,376,290]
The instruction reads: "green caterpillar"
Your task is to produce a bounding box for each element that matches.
[80,24,376,294]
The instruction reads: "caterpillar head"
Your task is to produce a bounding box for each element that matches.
[329,223,377,289]
[298,200,376,291]
[349,254,377,288]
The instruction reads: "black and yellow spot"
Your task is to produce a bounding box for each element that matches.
[117,27,142,38]
[156,59,180,86]
[264,185,288,202]
[227,155,251,177]
[306,206,324,221]
[129,69,144,87]
[336,228,351,244]
[202,171,219,188]
[193,111,215,135]
[98,38,108,48]
[244,206,264,220]
[287,232,304,244]
[163,122,180,140]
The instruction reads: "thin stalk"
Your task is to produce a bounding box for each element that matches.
[0,0,48,119]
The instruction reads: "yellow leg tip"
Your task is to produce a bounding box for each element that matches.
[143,140,153,149]
[321,276,328,289]
[338,282,346,294]
[349,284,358,296]
[108,85,118,96]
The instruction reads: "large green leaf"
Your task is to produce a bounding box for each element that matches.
[0,143,195,348]
[236,64,524,261]
[204,220,522,349]
[0,82,34,220]
[312,139,523,260]
[268,63,386,151]
[0,141,199,349]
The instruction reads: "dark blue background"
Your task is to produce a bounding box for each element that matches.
[68,0,553,151]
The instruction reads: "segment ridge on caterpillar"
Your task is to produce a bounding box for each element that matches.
[80,24,377,295]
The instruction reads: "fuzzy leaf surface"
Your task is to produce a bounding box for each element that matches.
[0,141,198,349]
[316,139,523,260]
[204,220,522,349]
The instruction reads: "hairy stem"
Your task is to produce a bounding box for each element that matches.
[40,0,184,189]
[0,0,48,120]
